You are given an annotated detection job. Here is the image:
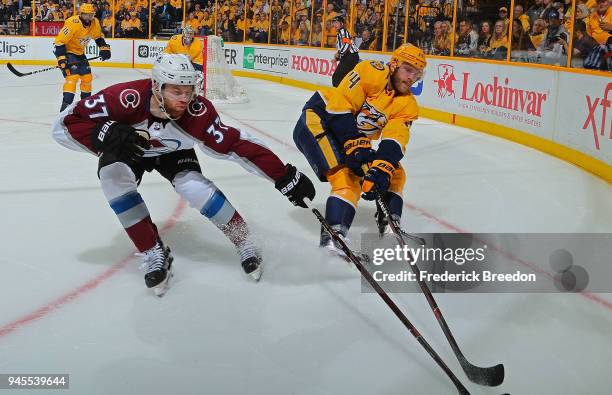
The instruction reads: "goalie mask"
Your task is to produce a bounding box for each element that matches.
[151,53,200,119]
[182,25,195,46]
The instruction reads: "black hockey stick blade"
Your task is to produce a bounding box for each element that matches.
[374,190,506,387]
[6,62,27,77]
[460,356,505,387]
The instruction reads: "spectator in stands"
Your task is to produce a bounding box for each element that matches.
[0,3,9,28]
[235,13,246,41]
[514,4,530,33]
[587,0,611,44]
[540,0,556,21]
[18,6,32,35]
[354,28,371,50]
[575,3,590,24]
[512,17,536,51]
[311,18,322,46]
[102,13,113,36]
[219,11,233,41]
[137,5,147,33]
[530,17,548,47]
[200,10,213,35]
[99,3,111,21]
[121,13,135,37]
[51,5,63,21]
[432,20,451,55]
[249,13,267,43]
[572,19,605,67]
[527,0,544,26]
[538,9,569,64]
[478,20,492,57]
[455,18,478,56]
[277,19,289,44]
[324,3,339,47]
[499,6,510,30]
[157,0,176,29]
[297,19,309,45]
[489,19,509,59]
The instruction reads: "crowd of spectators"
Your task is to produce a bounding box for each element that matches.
[409,0,610,70]
[1,0,609,70]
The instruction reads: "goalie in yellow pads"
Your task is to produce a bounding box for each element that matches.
[54,3,111,112]
[293,43,426,259]
[164,26,204,72]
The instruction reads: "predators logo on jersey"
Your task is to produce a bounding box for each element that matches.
[356,101,387,135]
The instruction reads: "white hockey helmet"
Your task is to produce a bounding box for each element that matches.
[152,53,198,88]
[151,53,200,119]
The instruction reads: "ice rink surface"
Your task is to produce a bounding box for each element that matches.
[1,67,611,395]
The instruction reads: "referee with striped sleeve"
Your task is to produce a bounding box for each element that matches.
[331,16,360,87]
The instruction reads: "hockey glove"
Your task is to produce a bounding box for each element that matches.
[343,136,376,177]
[57,55,70,76]
[275,164,316,208]
[92,121,151,161]
[361,160,395,201]
[99,45,111,61]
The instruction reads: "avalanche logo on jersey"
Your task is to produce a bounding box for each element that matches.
[142,137,182,157]
[140,121,182,157]
[119,89,141,109]
[356,101,387,135]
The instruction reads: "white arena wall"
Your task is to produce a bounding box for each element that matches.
[1,36,610,182]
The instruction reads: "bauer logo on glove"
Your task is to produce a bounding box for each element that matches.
[275,164,316,208]
[361,159,395,200]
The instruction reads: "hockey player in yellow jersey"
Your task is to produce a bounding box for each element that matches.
[164,26,204,71]
[293,43,426,259]
[54,3,111,112]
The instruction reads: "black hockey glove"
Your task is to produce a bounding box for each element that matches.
[99,45,111,61]
[361,160,395,201]
[275,164,316,208]
[343,136,376,177]
[92,121,150,160]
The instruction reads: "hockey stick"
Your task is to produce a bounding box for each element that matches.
[312,207,472,395]
[6,56,102,78]
[374,190,505,387]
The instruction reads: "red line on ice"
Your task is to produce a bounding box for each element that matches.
[0,200,187,339]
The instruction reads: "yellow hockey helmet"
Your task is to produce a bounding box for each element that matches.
[80,3,95,15]
[390,43,426,71]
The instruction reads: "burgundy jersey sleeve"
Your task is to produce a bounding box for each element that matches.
[61,79,151,153]
[192,99,287,182]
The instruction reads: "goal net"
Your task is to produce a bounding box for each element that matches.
[201,35,248,103]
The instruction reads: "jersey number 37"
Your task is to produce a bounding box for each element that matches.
[85,95,109,119]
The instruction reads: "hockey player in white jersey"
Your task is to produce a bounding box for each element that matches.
[51,53,315,296]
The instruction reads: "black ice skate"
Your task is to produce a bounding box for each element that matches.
[138,242,174,297]
[241,254,263,282]
[375,207,426,246]
[320,225,370,265]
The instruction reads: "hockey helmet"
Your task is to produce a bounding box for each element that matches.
[151,53,199,118]
[182,25,195,44]
[80,3,95,15]
[79,3,95,24]
[152,53,198,89]
[390,43,426,72]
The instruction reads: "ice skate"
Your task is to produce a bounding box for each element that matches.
[320,225,370,265]
[138,242,174,297]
